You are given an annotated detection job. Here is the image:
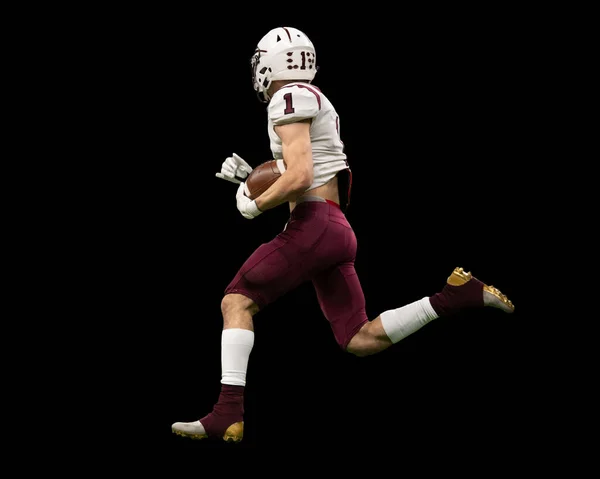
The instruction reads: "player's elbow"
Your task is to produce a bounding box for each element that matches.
[287,165,313,195]
[297,167,313,192]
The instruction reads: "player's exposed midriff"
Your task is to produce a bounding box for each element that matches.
[289,175,339,212]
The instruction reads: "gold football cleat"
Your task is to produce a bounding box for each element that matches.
[448,267,515,313]
[171,420,244,443]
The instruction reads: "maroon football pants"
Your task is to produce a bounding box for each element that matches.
[225,198,368,350]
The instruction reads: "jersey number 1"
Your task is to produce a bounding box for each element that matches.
[283,92,295,115]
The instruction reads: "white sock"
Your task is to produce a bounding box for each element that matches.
[221,328,255,386]
[380,297,439,344]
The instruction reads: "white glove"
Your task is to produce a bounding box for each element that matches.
[216,153,253,184]
[236,182,262,220]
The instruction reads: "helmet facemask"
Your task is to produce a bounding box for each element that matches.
[251,49,272,103]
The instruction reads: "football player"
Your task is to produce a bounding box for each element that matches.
[172,26,514,443]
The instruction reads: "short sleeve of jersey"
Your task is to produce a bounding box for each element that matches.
[268,85,321,126]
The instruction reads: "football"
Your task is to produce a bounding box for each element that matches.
[244,159,286,200]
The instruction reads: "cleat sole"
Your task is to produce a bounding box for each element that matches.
[171,421,244,443]
[483,284,515,313]
[172,428,208,440]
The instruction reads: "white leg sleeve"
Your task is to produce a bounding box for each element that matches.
[380,297,439,344]
[220,328,255,386]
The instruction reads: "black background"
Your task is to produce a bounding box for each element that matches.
[77,6,551,470]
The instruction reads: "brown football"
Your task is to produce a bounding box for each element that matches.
[244,160,285,200]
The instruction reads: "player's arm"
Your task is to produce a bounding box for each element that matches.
[253,120,313,211]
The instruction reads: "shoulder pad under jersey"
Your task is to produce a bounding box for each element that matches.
[268,83,322,126]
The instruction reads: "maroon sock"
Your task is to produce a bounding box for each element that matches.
[429,278,484,317]
[200,384,245,438]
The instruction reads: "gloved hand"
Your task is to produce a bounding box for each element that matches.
[216,153,253,184]
[236,182,262,220]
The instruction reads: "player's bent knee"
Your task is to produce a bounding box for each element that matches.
[345,326,374,357]
[346,342,372,357]
[345,321,389,357]
[221,293,259,317]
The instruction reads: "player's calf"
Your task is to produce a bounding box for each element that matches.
[346,320,392,356]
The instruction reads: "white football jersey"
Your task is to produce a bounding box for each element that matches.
[267,82,349,192]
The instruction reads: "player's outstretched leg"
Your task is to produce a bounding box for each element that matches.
[429,266,514,317]
[349,266,515,356]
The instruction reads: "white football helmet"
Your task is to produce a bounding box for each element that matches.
[251,27,317,103]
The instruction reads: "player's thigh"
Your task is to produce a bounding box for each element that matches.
[224,235,315,309]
